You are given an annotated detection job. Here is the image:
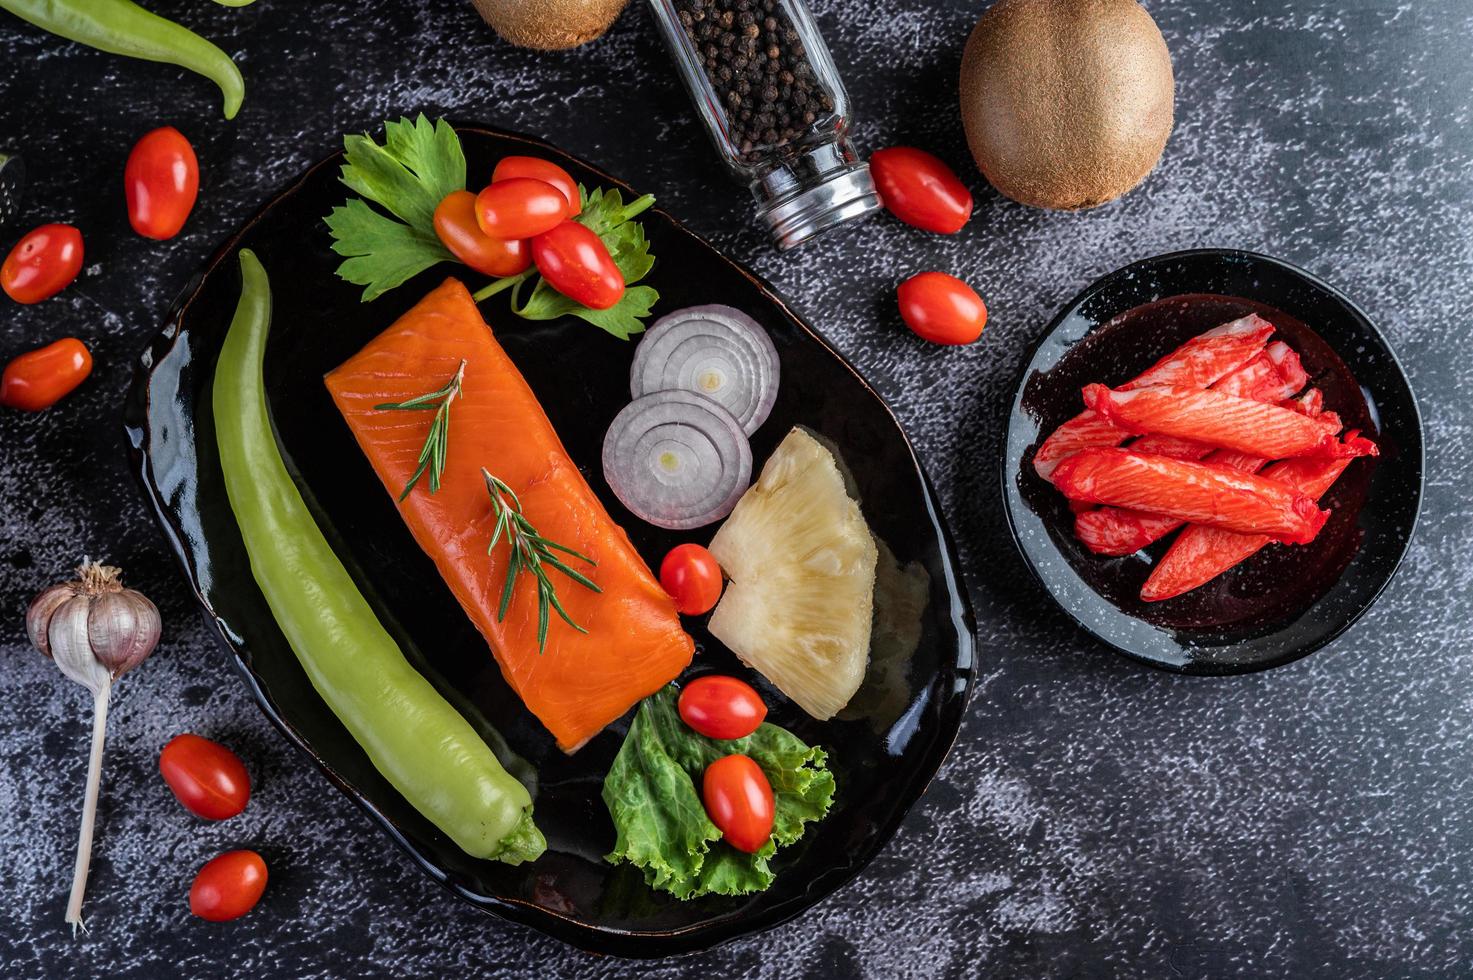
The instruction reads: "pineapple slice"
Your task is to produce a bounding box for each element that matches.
[708,428,878,720]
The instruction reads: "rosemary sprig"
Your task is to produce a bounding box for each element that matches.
[482,469,602,653]
[374,360,465,501]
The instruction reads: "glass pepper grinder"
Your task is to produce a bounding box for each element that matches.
[647,0,881,249]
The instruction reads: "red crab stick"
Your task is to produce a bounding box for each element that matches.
[1127,342,1308,460]
[1083,384,1345,460]
[1032,314,1275,480]
[1141,433,1379,601]
[1077,386,1323,556]
[1051,449,1330,544]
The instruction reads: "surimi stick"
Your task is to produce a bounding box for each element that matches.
[1141,432,1379,601]
[1032,314,1276,480]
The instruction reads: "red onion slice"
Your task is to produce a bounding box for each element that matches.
[629,304,780,436]
[602,390,753,530]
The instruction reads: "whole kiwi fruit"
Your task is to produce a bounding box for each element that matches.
[471,0,631,50]
[959,0,1174,210]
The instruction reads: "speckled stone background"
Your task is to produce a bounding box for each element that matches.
[1,0,1469,976]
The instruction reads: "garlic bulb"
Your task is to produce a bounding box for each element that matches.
[26,561,161,932]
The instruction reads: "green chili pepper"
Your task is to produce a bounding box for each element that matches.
[212,249,544,864]
[0,0,245,119]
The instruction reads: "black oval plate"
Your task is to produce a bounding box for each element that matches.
[122,124,975,956]
[1003,249,1422,674]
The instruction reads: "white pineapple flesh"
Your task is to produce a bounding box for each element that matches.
[707,427,878,720]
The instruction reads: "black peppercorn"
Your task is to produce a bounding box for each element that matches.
[673,0,838,161]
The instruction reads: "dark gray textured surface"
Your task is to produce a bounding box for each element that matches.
[1,0,1469,976]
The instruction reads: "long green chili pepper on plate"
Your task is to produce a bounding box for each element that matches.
[0,0,245,119]
[212,249,544,863]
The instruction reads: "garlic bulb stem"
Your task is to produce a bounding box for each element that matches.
[66,684,110,935]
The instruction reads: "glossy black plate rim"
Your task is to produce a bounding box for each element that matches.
[1000,247,1424,676]
[122,123,978,957]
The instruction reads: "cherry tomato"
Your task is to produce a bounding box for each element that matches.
[679,675,767,740]
[125,126,199,240]
[159,733,251,820]
[531,220,624,310]
[0,338,93,411]
[474,177,570,240]
[492,156,580,216]
[869,147,973,234]
[1,224,83,304]
[897,271,987,345]
[189,850,268,922]
[659,543,723,615]
[433,190,532,278]
[702,754,775,853]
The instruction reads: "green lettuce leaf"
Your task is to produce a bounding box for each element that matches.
[602,686,836,898]
[325,115,463,301]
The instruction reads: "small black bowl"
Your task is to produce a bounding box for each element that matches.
[1003,249,1423,674]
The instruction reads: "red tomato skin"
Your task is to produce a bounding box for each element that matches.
[474,178,571,240]
[159,733,251,820]
[189,850,268,922]
[125,126,200,240]
[0,338,93,411]
[433,191,532,278]
[531,220,624,310]
[1,224,84,304]
[702,754,775,853]
[492,157,581,216]
[659,543,724,615]
[870,147,973,234]
[897,272,987,345]
[679,675,767,740]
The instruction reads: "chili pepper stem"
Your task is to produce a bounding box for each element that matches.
[472,271,532,303]
[65,682,110,934]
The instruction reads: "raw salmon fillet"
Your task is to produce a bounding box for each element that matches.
[1141,432,1378,601]
[1050,449,1330,544]
[325,278,694,751]
[1032,314,1275,479]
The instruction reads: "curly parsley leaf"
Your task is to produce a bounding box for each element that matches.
[325,115,462,301]
[341,114,465,229]
[602,686,835,899]
[511,187,661,340]
[325,117,662,334]
[326,199,453,302]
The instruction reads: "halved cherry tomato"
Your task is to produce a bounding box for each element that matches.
[492,156,581,216]
[0,338,92,411]
[659,543,723,615]
[2,224,83,304]
[125,126,199,240]
[475,177,570,240]
[531,220,624,310]
[870,147,973,234]
[897,271,987,345]
[433,190,532,278]
[189,850,268,922]
[159,733,251,820]
[702,754,775,853]
[679,675,767,740]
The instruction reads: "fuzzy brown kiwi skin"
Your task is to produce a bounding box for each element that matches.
[471,0,630,50]
[959,0,1174,210]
